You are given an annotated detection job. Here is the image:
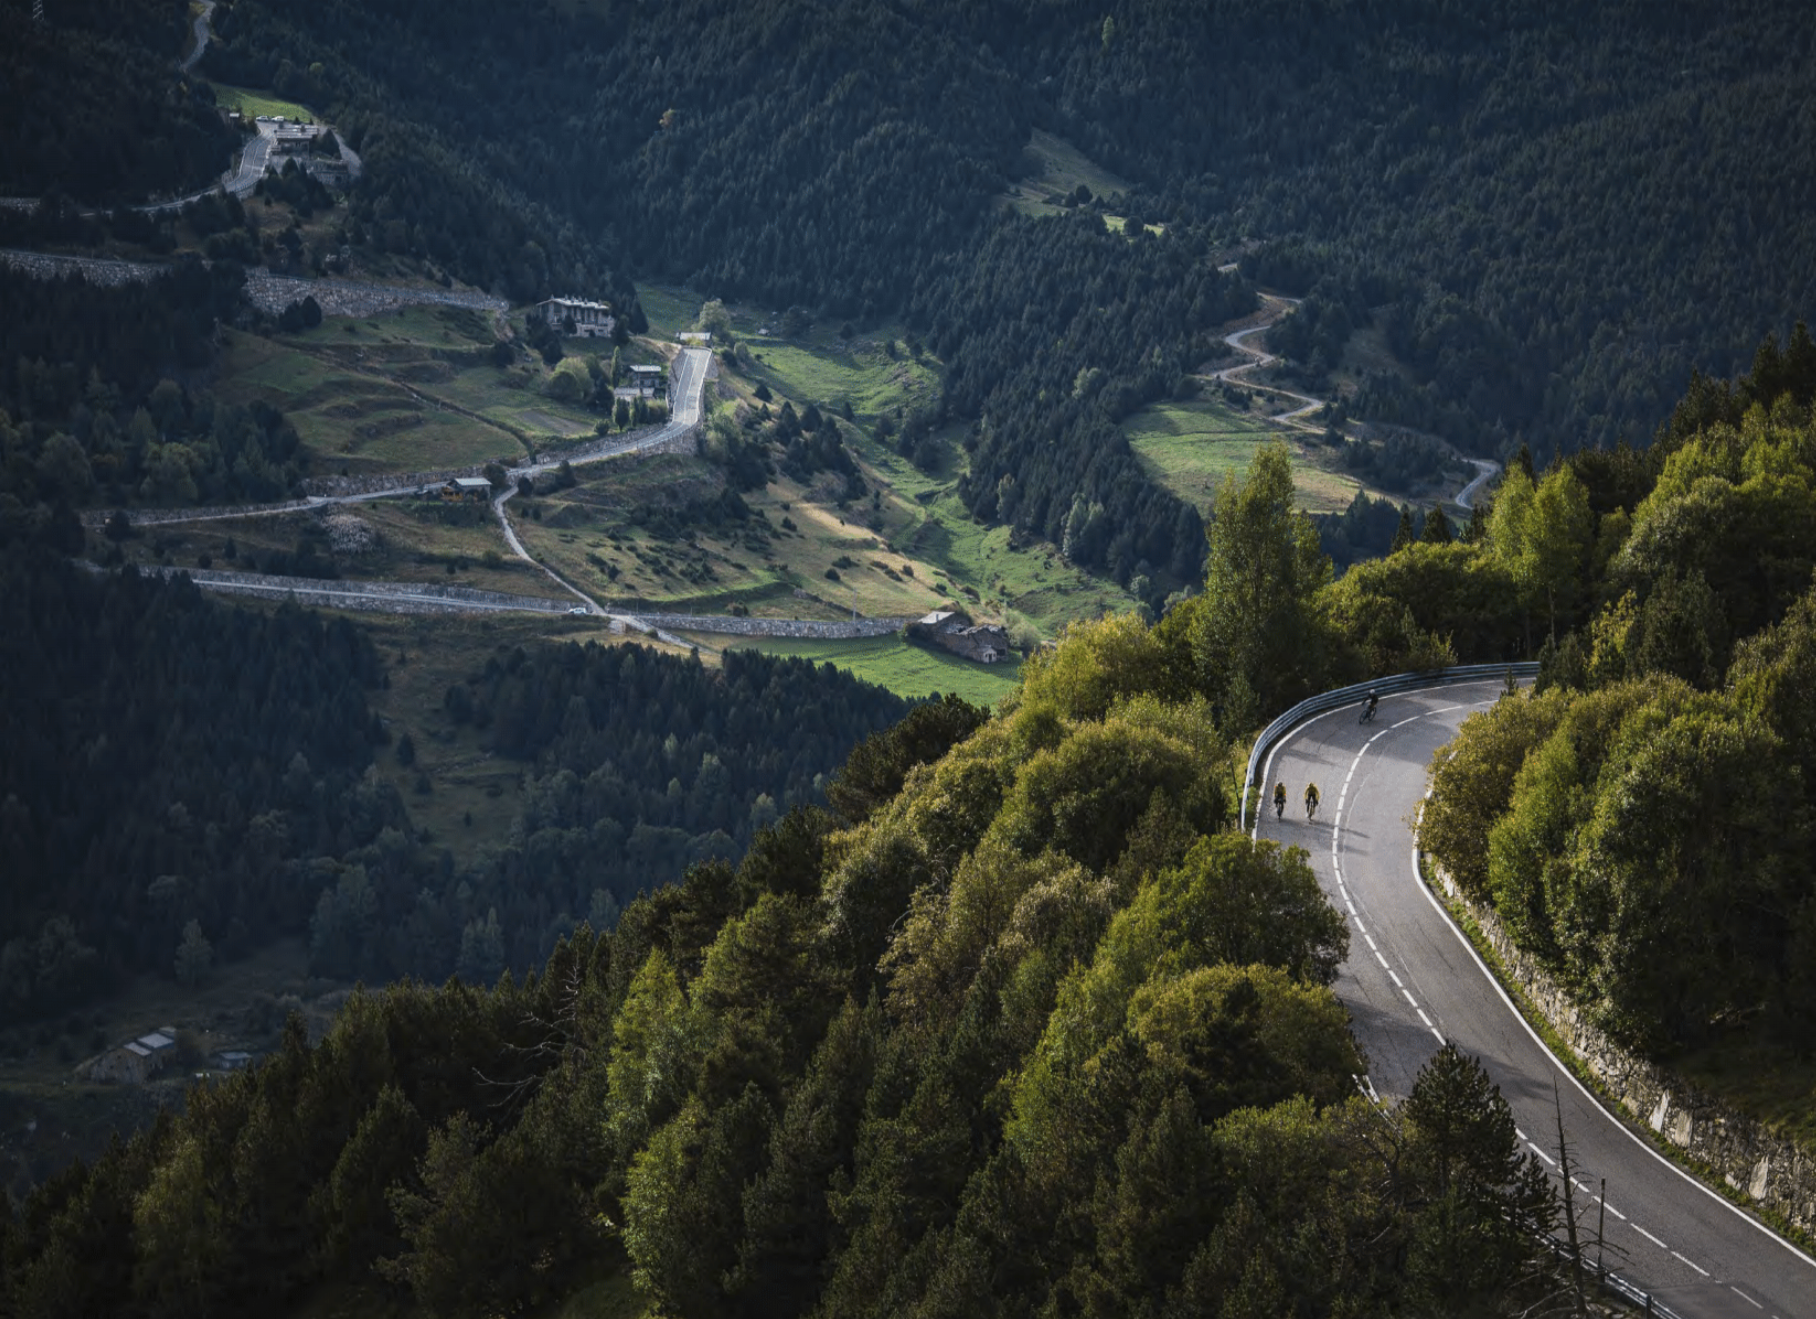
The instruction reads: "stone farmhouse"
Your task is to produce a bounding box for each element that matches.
[906,609,1011,663]
[80,1028,179,1085]
[439,476,494,502]
[624,362,667,398]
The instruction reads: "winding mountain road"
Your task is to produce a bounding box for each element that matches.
[1255,683,1816,1319]
[1455,457,1501,510]
[180,0,216,74]
[1215,291,1502,503]
[1215,295,1327,427]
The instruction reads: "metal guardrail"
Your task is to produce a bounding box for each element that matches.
[1537,1234,1686,1318]
[1237,662,1540,830]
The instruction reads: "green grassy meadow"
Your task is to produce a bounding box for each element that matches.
[632,285,699,340]
[1002,129,1134,217]
[216,329,524,474]
[720,632,1023,707]
[216,306,634,475]
[512,431,1136,636]
[744,338,941,423]
[119,502,572,600]
[207,83,316,123]
[512,287,1138,636]
[513,452,948,620]
[1123,396,1362,515]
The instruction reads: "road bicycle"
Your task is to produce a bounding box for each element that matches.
[1305,793,1319,821]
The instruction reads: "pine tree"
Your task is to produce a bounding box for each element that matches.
[1422,505,1454,544]
[1464,500,1490,543]
[1390,506,1416,553]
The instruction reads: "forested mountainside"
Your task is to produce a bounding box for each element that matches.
[0,261,309,542]
[0,659,1556,1319]
[174,0,1816,597]
[0,0,236,204]
[10,339,1813,1319]
[0,552,911,1024]
[0,554,391,1022]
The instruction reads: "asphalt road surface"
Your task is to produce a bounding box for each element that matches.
[1215,295,1327,425]
[1456,457,1501,510]
[1255,680,1816,1319]
[490,346,713,628]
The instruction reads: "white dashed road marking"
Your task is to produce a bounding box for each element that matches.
[1283,686,1806,1315]
[1331,703,1447,1046]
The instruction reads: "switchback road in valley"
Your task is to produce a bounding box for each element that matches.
[1255,682,1816,1319]
[1214,291,1502,503]
[1215,294,1327,427]
[5,0,357,216]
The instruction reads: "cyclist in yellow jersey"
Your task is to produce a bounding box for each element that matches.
[1304,782,1320,820]
[1273,782,1287,819]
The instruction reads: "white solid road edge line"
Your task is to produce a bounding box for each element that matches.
[1271,686,1816,1282]
[1256,679,1816,1286]
[1406,833,1816,1274]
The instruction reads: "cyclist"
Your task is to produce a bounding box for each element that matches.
[1304,782,1320,821]
[1362,691,1380,723]
[1273,782,1287,819]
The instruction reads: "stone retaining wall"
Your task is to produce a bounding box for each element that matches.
[301,467,489,498]
[625,613,914,639]
[1,250,513,324]
[146,565,567,613]
[241,270,506,319]
[81,499,315,528]
[298,421,690,499]
[1434,869,1816,1235]
[1,247,165,287]
[531,420,691,469]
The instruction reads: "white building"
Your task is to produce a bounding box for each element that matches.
[537,295,616,339]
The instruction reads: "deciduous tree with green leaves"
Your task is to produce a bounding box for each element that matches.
[1189,440,1332,729]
